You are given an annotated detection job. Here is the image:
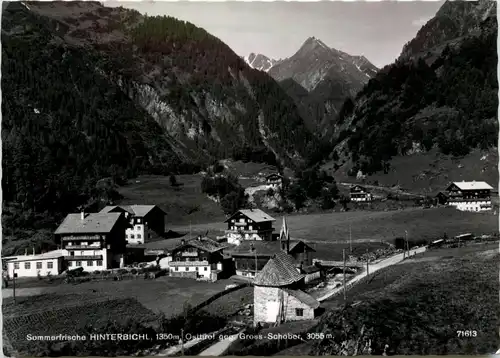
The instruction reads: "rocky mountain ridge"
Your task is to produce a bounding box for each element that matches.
[243,52,279,72]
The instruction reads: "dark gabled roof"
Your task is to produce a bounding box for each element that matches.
[100,205,165,217]
[224,209,276,223]
[288,241,316,253]
[350,185,367,191]
[254,252,305,287]
[266,173,282,179]
[284,289,320,309]
[175,237,224,253]
[435,191,449,197]
[55,213,123,235]
[301,264,321,274]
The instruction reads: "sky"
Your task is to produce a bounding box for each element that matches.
[107,1,445,68]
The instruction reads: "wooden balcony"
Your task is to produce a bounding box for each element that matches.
[169,260,209,267]
[63,245,102,250]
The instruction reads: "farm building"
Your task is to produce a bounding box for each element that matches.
[444,181,493,212]
[169,236,227,281]
[349,185,373,202]
[265,173,283,187]
[435,191,449,205]
[253,251,320,326]
[229,217,316,279]
[54,211,130,272]
[4,250,66,278]
[224,209,276,245]
[100,205,166,244]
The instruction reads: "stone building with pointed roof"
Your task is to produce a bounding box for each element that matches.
[253,251,320,326]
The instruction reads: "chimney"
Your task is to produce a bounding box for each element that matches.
[296,261,303,273]
[81,211,85,220]
[181,239,185,245]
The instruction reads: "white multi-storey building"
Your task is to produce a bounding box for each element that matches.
[100,205,166,245]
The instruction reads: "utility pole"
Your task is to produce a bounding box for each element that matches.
[365,248,369,275]
[254,248,258,277]
[189,222,192,240]
[342,249,347,303]
[12,267,16,304]
[349,222,352,254]
[180,328,185,356]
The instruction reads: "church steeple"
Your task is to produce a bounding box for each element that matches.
[279,217,290,253]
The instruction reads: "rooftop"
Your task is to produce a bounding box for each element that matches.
[100,205,162,217]
[4,250,66,263]
[55,213,123,235]
[254,251,305,287]
[225,209,276,223]
[450,181,494,191]
[284,289,320,309]
[176,237,225,253]
[228,240,312,257]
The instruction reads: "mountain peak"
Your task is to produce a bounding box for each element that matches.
[244,52,278,72]
[298,36,332,56]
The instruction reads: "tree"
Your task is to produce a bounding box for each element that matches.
[169,174,177,187]
[287,183,307,210]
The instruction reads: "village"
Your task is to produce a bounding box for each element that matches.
[2,175,497,356]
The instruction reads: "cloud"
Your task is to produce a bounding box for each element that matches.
[411,16,431,27]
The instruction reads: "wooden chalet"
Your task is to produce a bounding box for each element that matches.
[444,181,493,212]
[349,185,372,202]
[253,251,320,326]
[224,209,276,245]
[54,212,130,271]
[265,173,283,186]
[169,236,227,281]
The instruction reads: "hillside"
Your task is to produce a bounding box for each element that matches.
[328,0,497,183]
[268,37,378,135]
[1,1,325,254]
[310,246,499,355]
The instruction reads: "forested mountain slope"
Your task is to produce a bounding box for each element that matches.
[1,1,320,254]
[328,0,497,181]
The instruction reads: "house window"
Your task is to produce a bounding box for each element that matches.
[295,308,304,317]
[68,261,73,267]
[136,225,141,230]
[36,262,42,269]
[76,261,82,267]
[14,263,19,269]
[97,260,103,266]
[137,234,142,239]
[47,262,53,269]
[175,267,179,271]
[204,267,208,271]
[185,267,188,271]
[137,219,141,223]
[70,251,75,256]
[25,262,31,269]
[130,234,135,239]
[87,261,93,266]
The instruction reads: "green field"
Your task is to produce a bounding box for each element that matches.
[171,207,497,243]
[117,174,226,226]
[3,276,239,318]
[305,243,500,355]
